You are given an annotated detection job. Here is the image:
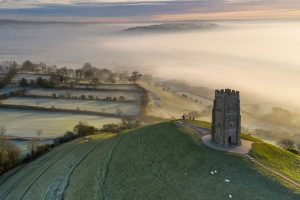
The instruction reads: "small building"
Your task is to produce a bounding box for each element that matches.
[211,89,241,146]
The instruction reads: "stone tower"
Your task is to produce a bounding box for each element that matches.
[211,89,241,146]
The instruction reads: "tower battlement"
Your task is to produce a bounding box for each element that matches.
[215,89,239,98]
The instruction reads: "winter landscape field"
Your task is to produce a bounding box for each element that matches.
[1,97,139,116]
[1,0,300,199]
[0,108,121,137]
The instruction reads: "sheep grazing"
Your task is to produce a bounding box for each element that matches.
[225,179,230,183]
[210,171,215,175]
[229,194,233,198]
[214,170,217,173]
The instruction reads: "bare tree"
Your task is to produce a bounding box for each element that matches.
[35,130,42,151]
[278,138,295,150]
[297,143,300,151]
[27,130,42,155]
[0,126,6,165]
[27,139,38,155]
[36,130,42,137]
[5,142,20,166]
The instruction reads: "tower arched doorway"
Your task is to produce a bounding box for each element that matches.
[228,136,232,144]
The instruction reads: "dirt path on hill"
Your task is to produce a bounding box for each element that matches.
[245,154,300,189]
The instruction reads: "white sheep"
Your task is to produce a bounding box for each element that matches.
[210,171,215,175]
[229,194,233,198]
[225,179,230,183]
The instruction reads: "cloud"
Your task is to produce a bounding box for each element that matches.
[0,0,300,21]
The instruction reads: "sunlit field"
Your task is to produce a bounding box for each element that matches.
[0,108,121,137]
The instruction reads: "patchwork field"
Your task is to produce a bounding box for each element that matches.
[0,86,24,95]
[0,122,298,200]
[1,97,139,116]
[26,88,141,101]
[0,108,121,137]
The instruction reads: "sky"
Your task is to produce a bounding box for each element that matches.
[1,0,300,22]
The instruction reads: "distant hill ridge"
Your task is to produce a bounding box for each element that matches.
[123,22,221,33]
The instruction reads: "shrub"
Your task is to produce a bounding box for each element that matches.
[0,139,21,175]
[278,139,295,150]
[100,118,140,133]
[81,95,86,100]
[54,131,76,144]
[119,96,125,101]
[73,121,96,137]
[19,78,28,87]
[105,96,112,101]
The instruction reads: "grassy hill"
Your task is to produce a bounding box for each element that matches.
[250,142,300,184]
[184,119,300,185]
[0,122,299,200]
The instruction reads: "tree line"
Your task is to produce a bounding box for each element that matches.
[18,60,142,85]
[0,67,17,89]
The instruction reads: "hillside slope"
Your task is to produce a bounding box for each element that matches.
[138,81,207,119]
[0,123,299,200]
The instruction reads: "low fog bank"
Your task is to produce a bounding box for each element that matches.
[109,21,300,108]
[122,22,221,34]
[147,77,300,147]
[1,20,300,145]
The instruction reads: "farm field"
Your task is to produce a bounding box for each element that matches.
[0,108,121,137]
[0,86,24,95]
[0,122,298,200]
[75,84,140,90]
[26,88,141,101]
[1,97,140,116]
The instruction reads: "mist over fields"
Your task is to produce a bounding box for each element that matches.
[1,20,300,107]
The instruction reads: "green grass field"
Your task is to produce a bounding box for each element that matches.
[185,119,300,186]
[0,122,299,200]
[241,133,263,142]
[250,142,300,183]
[183,119,212,129]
